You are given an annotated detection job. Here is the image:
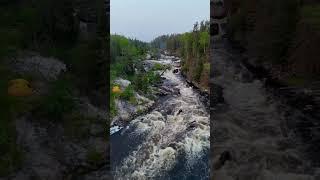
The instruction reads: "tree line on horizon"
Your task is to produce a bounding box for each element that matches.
[150,20,210,90]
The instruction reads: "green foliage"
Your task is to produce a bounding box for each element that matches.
[133,72,161,93]
[150,35,170,49]
[199,31,210,53]
[194,59,204,82]
[133,73,150,93]
[147,71,162,85]
[110,35,150,117]
[119,85,136,103]
[110,34,148,81]
[111,57,135,79]
[150,48,160,58]
[151,20,210,86]
[111,34,148,63]
[152,63,169,71]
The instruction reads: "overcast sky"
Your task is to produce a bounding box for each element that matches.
[111,0,209,42]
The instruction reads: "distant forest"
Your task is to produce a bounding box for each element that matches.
[151,20,210,91]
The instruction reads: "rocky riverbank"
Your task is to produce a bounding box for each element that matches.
[111,54,210,179]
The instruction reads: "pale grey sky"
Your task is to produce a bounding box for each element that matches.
[111,0,209,42]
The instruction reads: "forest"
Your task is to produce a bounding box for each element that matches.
[110,35,165,117]
[151,20,210,91]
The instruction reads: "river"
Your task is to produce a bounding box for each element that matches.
[110,55,210,180]
[211,41,318,179]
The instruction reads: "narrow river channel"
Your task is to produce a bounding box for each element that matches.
[111,55,210,180]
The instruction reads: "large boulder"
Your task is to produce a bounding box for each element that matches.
[9,54,67,81]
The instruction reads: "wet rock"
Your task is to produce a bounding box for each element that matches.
[173,69,179,73]
[114,100,135,121]
[187,121,198,130]
[152,134,162,143]
[112,93,154,125]
[168,142,179,150]
[156,89,169,96]
[173,88,181,95]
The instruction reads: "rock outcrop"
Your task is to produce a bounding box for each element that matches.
[8,53,67,81]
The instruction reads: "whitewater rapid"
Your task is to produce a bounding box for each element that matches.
[111,55,210,180]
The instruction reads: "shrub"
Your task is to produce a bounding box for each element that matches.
[133,72,161,93]
[119,85,136,103]
[193,59,204,82]
[133,73,150,93]
[110,90,117,117]
[147,71,162,85]
[152,63,168,71]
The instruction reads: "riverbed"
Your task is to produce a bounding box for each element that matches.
[110,55,210,180]
[211,41,318,180]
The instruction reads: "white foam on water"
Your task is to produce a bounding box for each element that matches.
[113,56,210,179]
[110,126,123,135]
